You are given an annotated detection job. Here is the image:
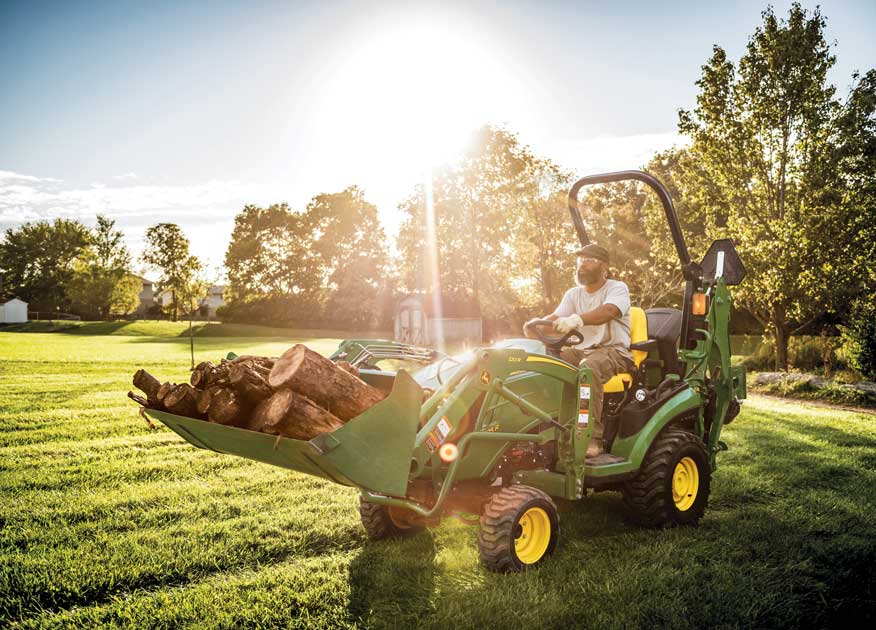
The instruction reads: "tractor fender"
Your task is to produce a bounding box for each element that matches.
[609,387,703,471]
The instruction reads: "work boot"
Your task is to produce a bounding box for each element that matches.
[587,439,604,458]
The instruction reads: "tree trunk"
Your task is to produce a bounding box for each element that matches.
[268,344,385,421]
[772,303,789,371]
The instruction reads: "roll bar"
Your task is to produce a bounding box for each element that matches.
[567,170,701,282]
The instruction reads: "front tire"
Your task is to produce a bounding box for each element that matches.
[359,497,424,540]
[478,485,559,572]
[622,429,711,527]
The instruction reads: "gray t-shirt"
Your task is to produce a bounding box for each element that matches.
[553,279,631,350]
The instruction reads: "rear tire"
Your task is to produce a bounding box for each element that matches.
[478,485,559,573]
[359,497,424,539]
[622,429,711,527]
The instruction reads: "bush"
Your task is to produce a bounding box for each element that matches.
[841,298,876,381]
[739,336,776,371]
[788,334,846,373]
[217,296,323,327]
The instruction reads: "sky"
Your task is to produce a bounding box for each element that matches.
[2,0,875,280]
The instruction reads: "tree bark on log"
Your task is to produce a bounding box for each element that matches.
[229,363,273,403]
[164,384,200,418]
[207,387,248,426]
[248,388,344,440]
[268,344,385,421]
[190,361,216,389]
[132,369,162,406]
[157,382,176,407]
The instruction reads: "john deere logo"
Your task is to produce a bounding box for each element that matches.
[480,371,491,385]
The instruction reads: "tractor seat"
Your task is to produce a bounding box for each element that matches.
[603,306,684,393]
[603,307,648,394]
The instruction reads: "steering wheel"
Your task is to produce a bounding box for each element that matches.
[523,319,584,355]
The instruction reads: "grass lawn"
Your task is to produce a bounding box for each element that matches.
[1,327,875,628]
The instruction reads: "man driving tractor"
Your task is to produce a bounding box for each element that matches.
[525,243,633,457]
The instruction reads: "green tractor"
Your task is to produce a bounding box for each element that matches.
[146,170,746,572]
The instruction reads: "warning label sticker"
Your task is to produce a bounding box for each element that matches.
[579,385,591,400]
[437,417,452,439]
[578,412,589,427]
[425,434,440,453]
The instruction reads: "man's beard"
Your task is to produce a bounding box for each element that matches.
[577,267,600,285]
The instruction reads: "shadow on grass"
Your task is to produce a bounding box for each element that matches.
[347,533,437,627]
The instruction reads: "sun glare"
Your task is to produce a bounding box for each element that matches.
[312,17,525,170]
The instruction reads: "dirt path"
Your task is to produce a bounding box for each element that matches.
[749,392,876,415]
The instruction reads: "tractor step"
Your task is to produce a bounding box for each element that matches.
[585,453,626,466]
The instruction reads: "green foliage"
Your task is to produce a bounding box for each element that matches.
[3,331,876,627]
[224,188,390,328]
[67,216,136,318]
[674,4,876,370]
[141,223,206,321]
[397,125,570,321]
[224,203,321,302]
[0,218,92,309]
[109,274,143,316]
[841,297,876,380]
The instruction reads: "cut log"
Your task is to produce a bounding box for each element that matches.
[255,388,344,440]
[228,363,272,403]
[157,382,176,406]
[231,355,276,368]
[190,361,216,389]
[196,386,219,415]
[268,344,385,421]
[132,369,162,406]
[127,391,148,406]
[207,387,248,426]
[164,383,200,418]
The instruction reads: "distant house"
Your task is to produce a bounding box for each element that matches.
[0,298,28,323]
[395,293,482,346]
[200,285,226,318]
[133,275,155,316]
[155,284,226,319]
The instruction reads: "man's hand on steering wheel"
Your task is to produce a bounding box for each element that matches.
[523,318,584,350]
[554,314,583,334]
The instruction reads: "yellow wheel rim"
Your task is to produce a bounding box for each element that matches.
[514,507,551,564]
[672,456,699,511]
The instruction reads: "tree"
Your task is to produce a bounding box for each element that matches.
[109,274,143,316]
[397,126,555,322]
[224,203,321,304]
[676,4,876,370]
[307,186,388,327]
[141,223,205,321]
[68,215,135,318]
[0,219,92,310]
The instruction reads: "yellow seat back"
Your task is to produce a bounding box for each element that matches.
[629,306,648,367]
[603,307,648,394]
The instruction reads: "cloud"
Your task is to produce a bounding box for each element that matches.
[0,174,287,270]
[0,170,62,183]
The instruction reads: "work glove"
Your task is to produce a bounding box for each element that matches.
[554,314,583,334]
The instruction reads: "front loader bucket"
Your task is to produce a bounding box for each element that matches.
[145,369,423,497]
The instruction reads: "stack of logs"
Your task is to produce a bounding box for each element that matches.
[129,344,385,440]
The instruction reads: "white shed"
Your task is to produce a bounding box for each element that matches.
[0,298,28,323]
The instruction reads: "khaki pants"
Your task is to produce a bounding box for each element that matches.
[560,346,634,440]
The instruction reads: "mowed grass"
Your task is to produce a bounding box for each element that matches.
[1,328,875,629]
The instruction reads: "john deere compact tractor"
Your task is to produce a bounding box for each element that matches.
[147,170,746,572]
